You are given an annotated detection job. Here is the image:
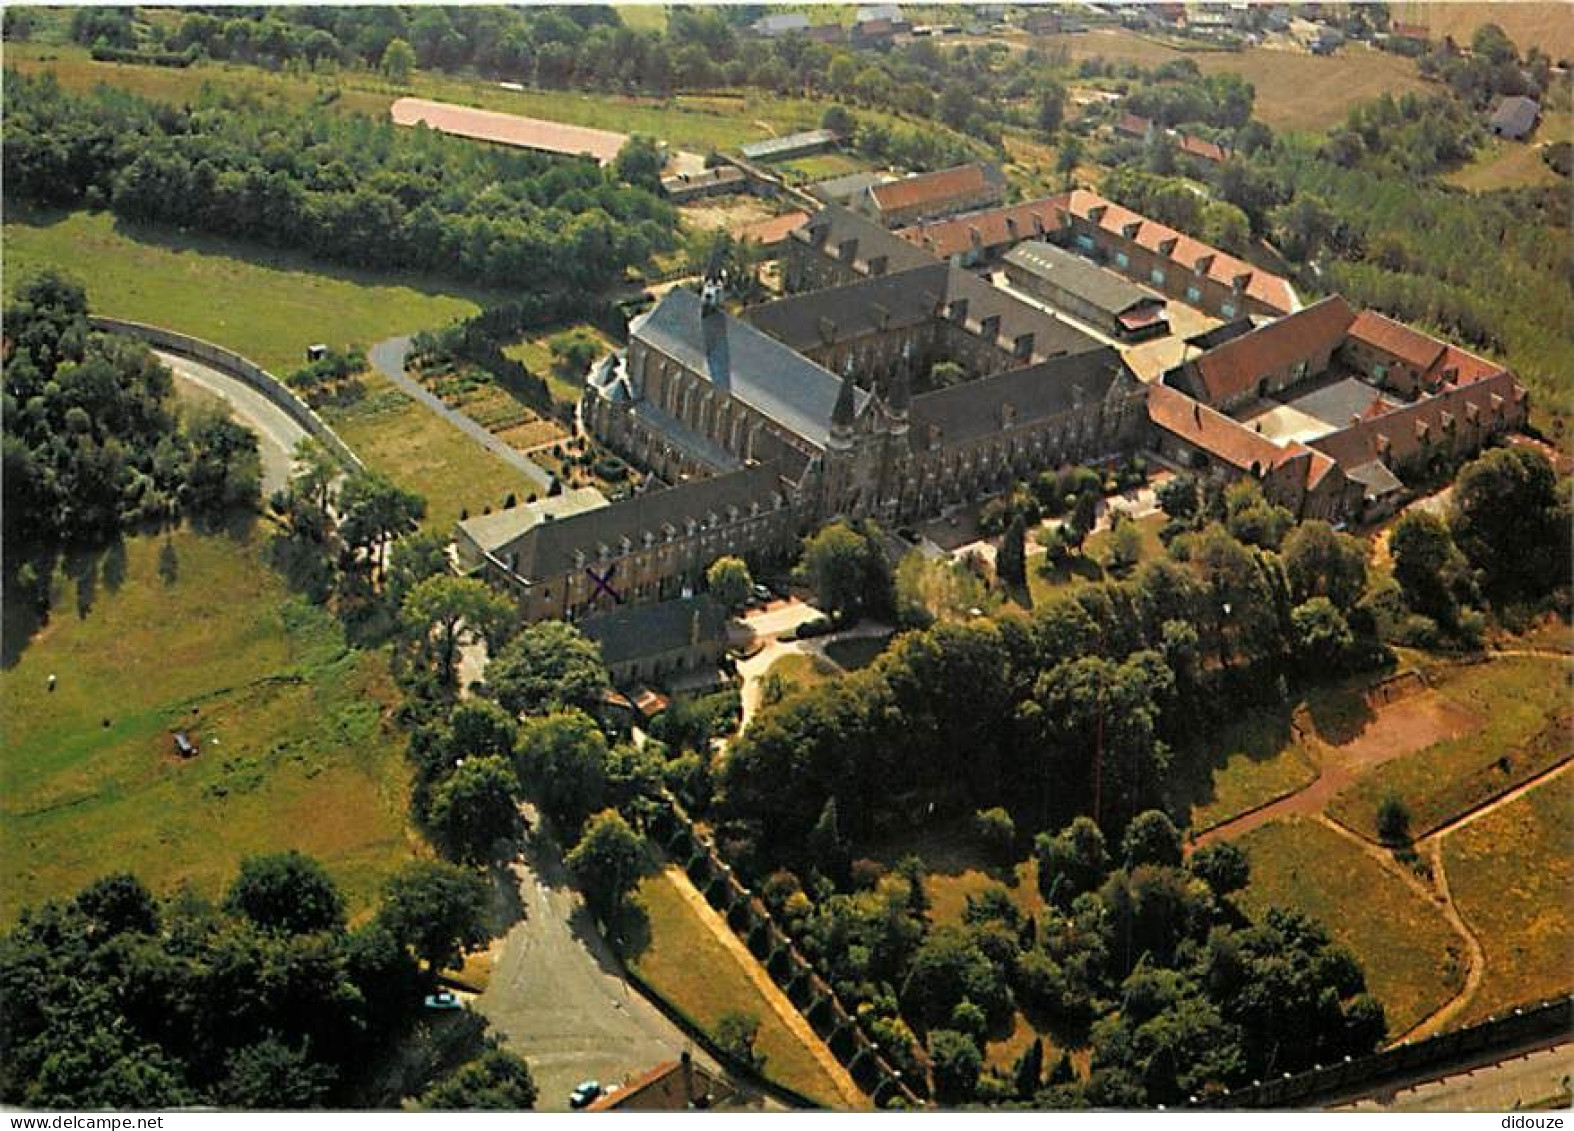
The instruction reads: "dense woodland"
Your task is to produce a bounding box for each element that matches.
[2,272,260,546]
[3,72,677,292]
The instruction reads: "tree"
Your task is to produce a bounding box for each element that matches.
[929,1028,983,1104]
[998,514,1027,589]
[715,1012,764,1071]
[1448,446,1565,602]
[377,860,491,974]
[386,529,451,608]
[75,873,160,937]
[1105,515,1143,573]
[337,470,425,574]
[289,437,339,521]
[1282,521,1368,611]
[613,135,664,193]
[224,851,346,935]
[420,1048,538,1110]
[487,621,610,715]
[1187,841,1250,896]
[1035,817,1109,908]
[796,521,891,622]
[973,807,1016,863]
[1376,794,1411,846]
[706,555,753,611]
[1036,82,1066,138]
[1120,811,1182,869]
[1291,597,1354,672]
[381,36,415,83]
[515,709,609,831]
[565,809,647,917]
[428,755,522,863]
[1156,475,1201,527]
[401,576,513,687]
[808,796,850,881]
[446,699,518,759]
[220,1038,336,1109]
[1390,510,1467,624]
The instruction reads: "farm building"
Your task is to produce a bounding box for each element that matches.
[750,12,809,37]
[1003,240,1170,341]
[898,195,1070,267]
[856,162,1008,228]
[389,97,626,165]
[1489,96,1541,140]
[739,129,840,163]
[808,170,893,207]
[661,166,748,203]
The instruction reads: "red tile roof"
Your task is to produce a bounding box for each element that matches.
[1348,310,1446,372]
[1116,113,1153,137]
[1392,22,1429,39]
[1309,369,1524,470]
[1149,384,1291,475]
[1186,295,1356,406]
[1064,189,1296,313]
[896,195,1069,259]
[735,210,810,247]
[1175,132,1230,163]
[870,163,998,215]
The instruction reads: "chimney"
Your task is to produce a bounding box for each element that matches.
[947,297,969,323]
[969,226,983,248]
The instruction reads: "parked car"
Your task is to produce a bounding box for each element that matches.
[569,1080,603,1109]
[423,990,462,1011]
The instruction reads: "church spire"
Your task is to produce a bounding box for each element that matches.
[829,366,857,449]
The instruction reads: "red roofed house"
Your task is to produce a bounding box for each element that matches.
[896,194,1070,266]
[1174,132,1231,164]
[858,162,1007,228]
[1167,295,1357,412]
[1060,189,1297,318]
[586,1053,746,1112]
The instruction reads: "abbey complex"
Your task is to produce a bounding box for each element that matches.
[454,173,1527,624]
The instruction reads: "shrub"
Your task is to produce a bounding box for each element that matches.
[1376,793,1411,845]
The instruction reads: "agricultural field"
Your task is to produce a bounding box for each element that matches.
[775,152,875,183]
[1034,29,1429,132]
[413,364,569,453]
[0,524,415,924]
[1390,2,1574,62]
[626,866,860,1109]
[1327,655,1573,841]
[1175,709,1319,834]
[1234,817,1464,1037]
[1444,767,1574,1025]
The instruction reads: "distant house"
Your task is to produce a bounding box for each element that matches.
[738,129,839,163]
[856,4,905,22]
[1175,131,1231,164]
[660,166,748,203]
[578,594,731,689]
[850,16,912,48]
[751,12,809,37]
[586,1054,747,1112]
[1390,22,1429,43]
[808,170,893,207]
[1307,26,1344,55]
[735,210,811,253]
[1489,96,1540,140]
[1115,112,1155,140]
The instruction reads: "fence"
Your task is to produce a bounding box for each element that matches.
[91,316,364,473]
[1202,995,1573,1109]
[646,793,926,1109]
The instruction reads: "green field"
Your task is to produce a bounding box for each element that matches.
[627,866,856,1108]
[1445,768,1574,1025]
[1327,655,1573,841]
[504,323,617,412]
[4,207,529,531]
[1235,817,1463,1037]
[1175,709,1319,833]
[1444,112,1570,193]
[1,524,415,923]
[1027,512,1166,608]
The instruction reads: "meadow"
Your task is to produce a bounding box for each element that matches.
[0,523,416,923]
[1443,111,1570,193]
[1234,817,1463,1037]
[1175,708,1319,834]
[1444,768,1574,1025]
[1327,655,1572,841]
[626,866,860,1108]
[3,207,528,531]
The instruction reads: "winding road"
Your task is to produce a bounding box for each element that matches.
[158,349,309,495]
[368,336,554,494]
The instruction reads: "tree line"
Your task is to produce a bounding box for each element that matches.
[3,71,677,294]
[3,272,260,548]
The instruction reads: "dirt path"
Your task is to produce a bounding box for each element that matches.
[660,865,871,1110]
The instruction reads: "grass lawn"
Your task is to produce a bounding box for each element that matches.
[821,634,891,673]
[0,523,416,924]
[1327,655,1573,841]
[1234,817,1463,1038]
[326,368,541,532]
[1444,114,1569,193]
[764,652,840,693]
[1390,2,1574,63]
[1033,29,1428,133]
[4,207,530,531]
[1026,512,1165,608]
[627,866,854,1108]
[1445,768,1574,1025]
[1172,708,1318,834]
[776,152,873,183]
[504,323,616,411]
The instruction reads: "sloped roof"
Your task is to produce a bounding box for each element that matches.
[504,463,791,581]
[897,194,1069,260]
[635,287,867,448]
[1175,132,1230,163]
[809,170,893,204]
[1183,295,1356,406]
[1490,96,1540,136]
[869,163,1002,216]
[1348,310,1446,372]
[457,487,609,555]
[1063,189,1297,313]
[1148,383,1291,475]
[580,595,729,667]
[1004,239,1161,317]
[911,347,1131,447]
[740,129,838,161]
[794,204,939,275]
[1308,369,1525,471]
[735,210,811,247]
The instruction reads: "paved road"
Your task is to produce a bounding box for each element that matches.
[157,349,307,495]
[367,336,554,494]
[1334,1038,1574,1112]
[475,802,721,1111]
